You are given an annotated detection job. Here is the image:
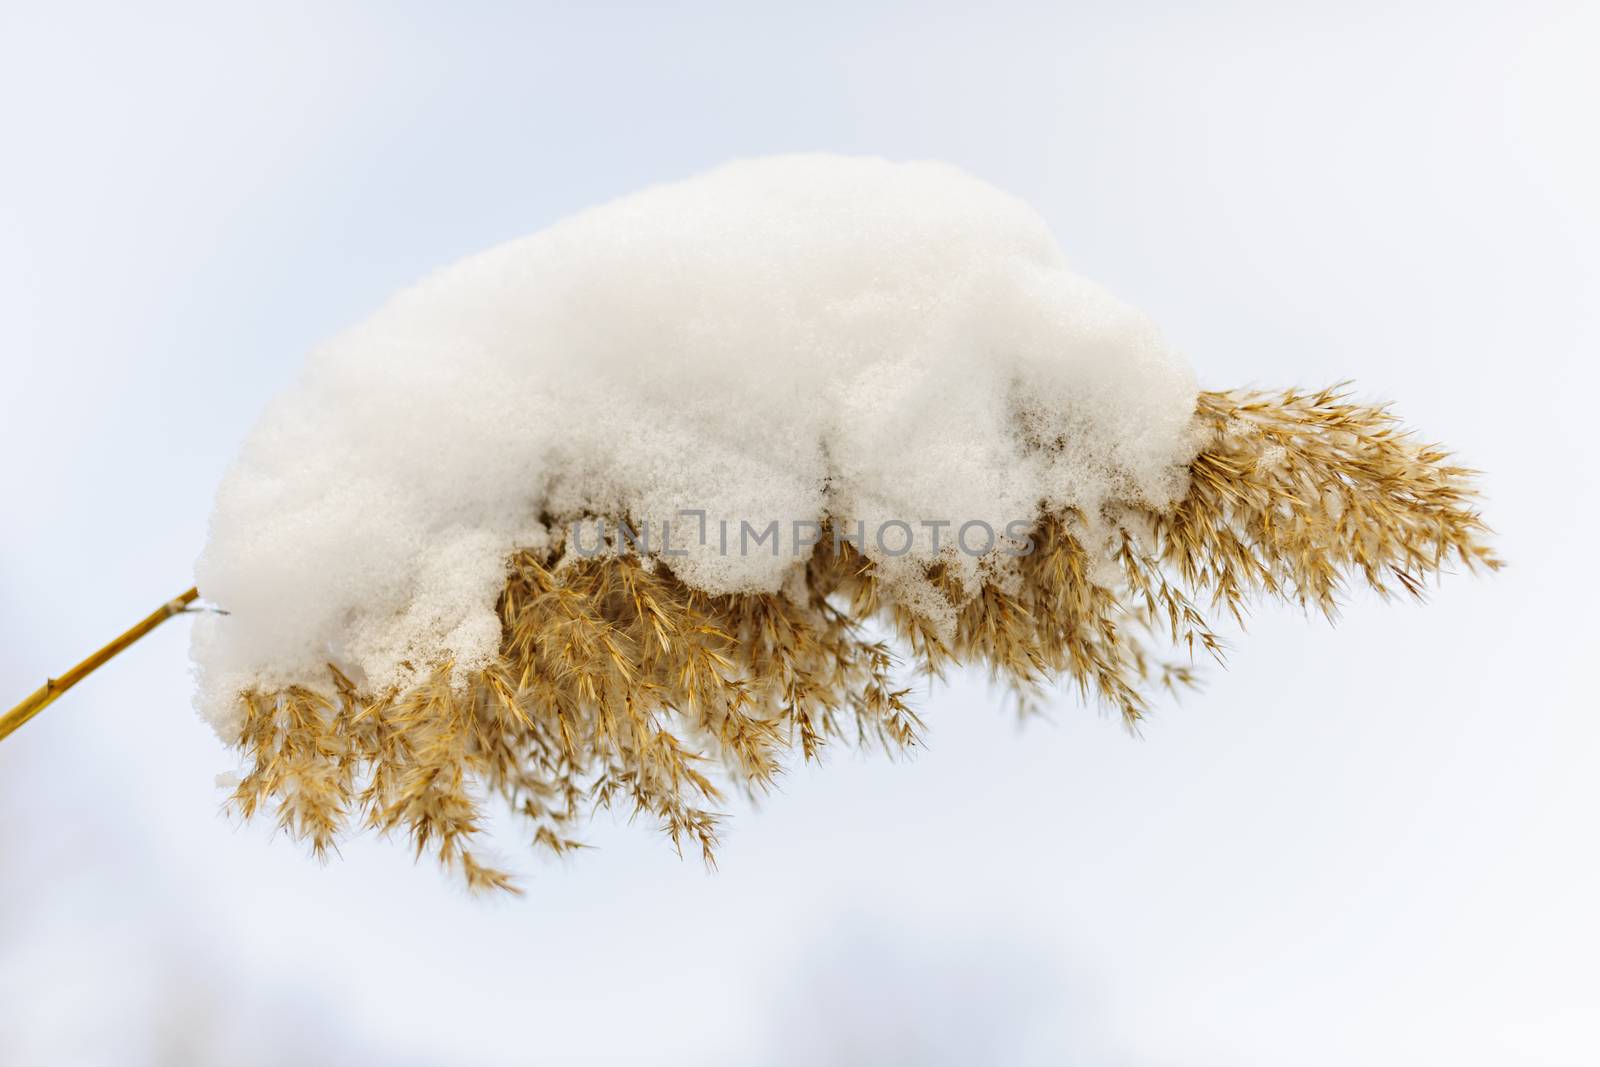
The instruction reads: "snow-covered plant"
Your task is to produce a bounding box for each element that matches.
[4,156,1498,890]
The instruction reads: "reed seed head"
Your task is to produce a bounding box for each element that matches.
[226,385,1498,890]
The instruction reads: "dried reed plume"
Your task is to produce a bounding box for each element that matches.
[215,386,1495,890]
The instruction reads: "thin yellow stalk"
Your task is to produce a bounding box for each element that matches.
[0,587,199,744]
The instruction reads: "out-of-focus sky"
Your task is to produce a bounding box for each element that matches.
[1,2,1595,1064]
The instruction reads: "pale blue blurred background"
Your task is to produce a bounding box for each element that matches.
[2,3,1596,1064]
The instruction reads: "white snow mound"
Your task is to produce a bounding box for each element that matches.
[192,154,1200,737]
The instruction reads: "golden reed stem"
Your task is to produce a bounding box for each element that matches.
[0,587,199,744]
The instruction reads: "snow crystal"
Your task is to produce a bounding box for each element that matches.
[192,154,1200,736]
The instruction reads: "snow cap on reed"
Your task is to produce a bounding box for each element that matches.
[193,154,1200,734]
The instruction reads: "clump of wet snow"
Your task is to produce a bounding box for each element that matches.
[193,154,1199,736]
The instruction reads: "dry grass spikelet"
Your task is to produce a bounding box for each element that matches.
[226,385,1499,890]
